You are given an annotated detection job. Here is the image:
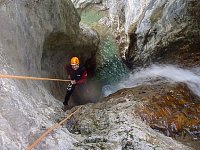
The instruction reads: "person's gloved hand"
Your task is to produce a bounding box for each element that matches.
[71,80,76,84]
[67,83,72,91]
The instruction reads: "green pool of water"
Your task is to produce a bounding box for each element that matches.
[80,8,128,85]
[80,9,106,26]
[95,35,128,84]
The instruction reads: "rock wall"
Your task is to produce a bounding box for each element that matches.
[0,0,98,149]
[72,0,200,68]
[124,0,200,67]
[41,23,99,100]
[104,0,200,68]
[65,83,193,150]
[72,0,103,8]
[0,0,80,75]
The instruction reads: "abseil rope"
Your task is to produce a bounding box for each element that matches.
[0,74,71,82]
[27,106,83,150]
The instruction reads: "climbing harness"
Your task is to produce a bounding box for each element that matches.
[0,74,71,82]
[27,106,83,150]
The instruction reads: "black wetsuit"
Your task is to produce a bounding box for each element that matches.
[63,64,87,106]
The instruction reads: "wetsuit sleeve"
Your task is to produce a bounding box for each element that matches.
[76,70,87,84]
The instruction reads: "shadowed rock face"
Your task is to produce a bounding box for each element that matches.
[123,0,200,68]
[41,23,99,100]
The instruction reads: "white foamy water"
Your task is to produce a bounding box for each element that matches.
[103,64,200,97]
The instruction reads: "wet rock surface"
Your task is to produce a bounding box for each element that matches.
[124,0,200,68]
[65,82,198,149]
[132,83,200,147]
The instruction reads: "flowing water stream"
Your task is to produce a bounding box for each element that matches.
[103,64,200,98]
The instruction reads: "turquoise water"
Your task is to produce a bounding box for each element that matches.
[94,35,128,84]
[80,8,128,85]
[80,9,106,26]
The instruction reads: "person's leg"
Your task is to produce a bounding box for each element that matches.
[63,84,75,106]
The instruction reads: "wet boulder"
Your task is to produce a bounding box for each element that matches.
[65,82,194,149]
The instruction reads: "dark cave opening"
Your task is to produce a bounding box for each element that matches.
[41,32,101,105]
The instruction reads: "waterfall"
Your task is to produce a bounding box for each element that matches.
[103,64,200,97]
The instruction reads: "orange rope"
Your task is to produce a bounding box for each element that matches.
[27,106,83,150]
[0,74,71,82]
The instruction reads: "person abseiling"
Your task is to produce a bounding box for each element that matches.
[63,57,87,111]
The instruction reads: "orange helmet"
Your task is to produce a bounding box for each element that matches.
[70,57,79,65]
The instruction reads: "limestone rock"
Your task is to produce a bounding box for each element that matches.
[72,0,103,9]
[74,0,200,68]
[122,0,200,68]
[66,83,194,149]
[0,0,98,149]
